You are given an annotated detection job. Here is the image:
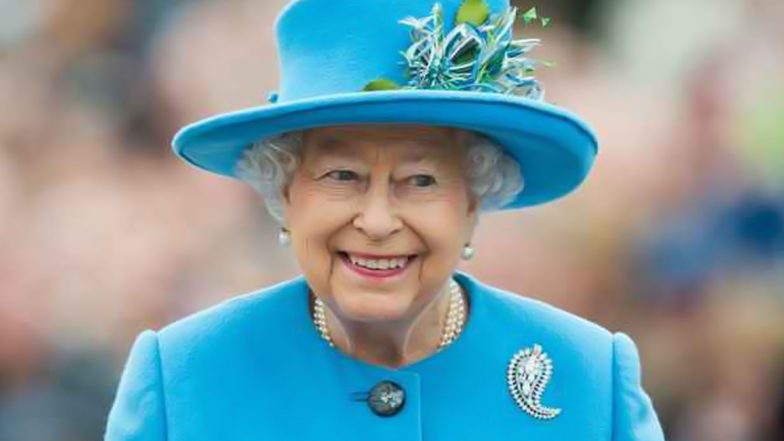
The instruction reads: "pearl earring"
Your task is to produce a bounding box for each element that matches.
[278,227,291,246]
[461,243,475,260]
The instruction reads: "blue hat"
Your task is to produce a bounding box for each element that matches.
[171,0,598,209]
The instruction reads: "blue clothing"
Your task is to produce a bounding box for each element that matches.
[104,271,664,440]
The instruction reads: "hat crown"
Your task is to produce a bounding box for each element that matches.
[275,0,512,102]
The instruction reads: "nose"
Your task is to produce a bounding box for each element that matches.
[352,182,403,240]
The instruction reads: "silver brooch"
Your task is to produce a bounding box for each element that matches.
[507,344,562,420]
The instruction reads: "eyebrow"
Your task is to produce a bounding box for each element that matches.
[398,148,438,164]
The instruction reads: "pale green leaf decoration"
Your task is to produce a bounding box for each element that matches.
[522,7,538,24]
[541,17,551,27]
[456,0,490,26]
[390,3,549,100]
[362,78,401,91]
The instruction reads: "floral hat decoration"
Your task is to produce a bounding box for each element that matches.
[172,0,598,209]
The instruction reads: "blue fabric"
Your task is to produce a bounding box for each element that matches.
[104,271,664,440]
[171,0,598,210]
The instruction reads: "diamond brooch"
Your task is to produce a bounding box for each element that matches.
[506,344,562,420]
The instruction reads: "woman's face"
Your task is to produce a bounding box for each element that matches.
[282,124,479,324]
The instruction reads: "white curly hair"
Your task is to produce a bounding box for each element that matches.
[235,129,524,224]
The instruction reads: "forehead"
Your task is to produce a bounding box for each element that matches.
[302,125,466,162]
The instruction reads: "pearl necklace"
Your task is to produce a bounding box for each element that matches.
[312,278,467,350]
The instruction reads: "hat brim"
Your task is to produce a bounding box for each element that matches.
[172,90,598,209]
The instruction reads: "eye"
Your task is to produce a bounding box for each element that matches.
[326,170,359,182]
[408,174,436,187]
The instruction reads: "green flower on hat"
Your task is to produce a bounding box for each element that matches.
[364,0,551,99]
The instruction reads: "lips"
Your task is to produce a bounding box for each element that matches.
[347,253,409,270]
[337,251,417,279]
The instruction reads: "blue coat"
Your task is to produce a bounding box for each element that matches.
[104,271,665,440]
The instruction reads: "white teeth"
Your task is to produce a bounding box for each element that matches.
[347,254,409,270]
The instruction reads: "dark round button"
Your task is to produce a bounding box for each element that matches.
[368,380,406,416]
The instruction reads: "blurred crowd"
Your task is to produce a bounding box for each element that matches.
[1,0,782,440]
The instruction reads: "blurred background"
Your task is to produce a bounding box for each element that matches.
[1,0,782,439]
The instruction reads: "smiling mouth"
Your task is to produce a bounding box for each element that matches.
[336,251,418,277]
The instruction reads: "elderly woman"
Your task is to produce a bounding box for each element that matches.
[105,0,664,440]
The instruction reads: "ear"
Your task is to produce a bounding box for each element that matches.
[282,181,293,205]
[279,183,293,225]
[457,128,481,236]
[465,193,481,239]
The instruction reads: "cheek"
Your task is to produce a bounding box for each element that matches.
[417,215,464,250]
[287,181,356,290]
[408,194,471,271]
[288,178,356,241]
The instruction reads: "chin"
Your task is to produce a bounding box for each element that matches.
[333,290,413,324]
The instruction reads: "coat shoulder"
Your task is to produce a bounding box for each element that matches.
[470,275,614,345]
[154,275,306,354]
